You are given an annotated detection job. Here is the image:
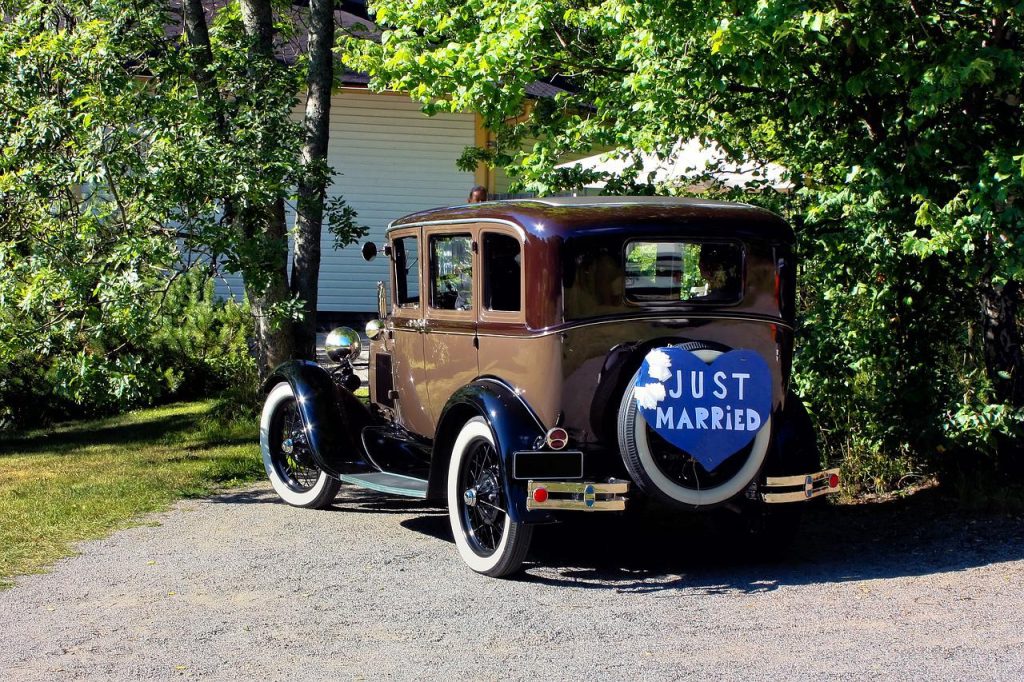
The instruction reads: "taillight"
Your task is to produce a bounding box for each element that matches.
[545,427,568,450]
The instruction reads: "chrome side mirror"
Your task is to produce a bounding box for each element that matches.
[325,327,362,361]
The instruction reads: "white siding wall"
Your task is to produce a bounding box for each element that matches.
[216,90,476,312]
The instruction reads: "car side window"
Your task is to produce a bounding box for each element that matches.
[483,233,521,312]
[430,234,473,311]
[393,236,420,306]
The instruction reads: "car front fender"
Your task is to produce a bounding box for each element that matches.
[263,360,372,478]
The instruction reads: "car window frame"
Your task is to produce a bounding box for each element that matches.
[424,226,477,324]
[479,225,526,325]
[622,237,746,307]
[389,227,423,317]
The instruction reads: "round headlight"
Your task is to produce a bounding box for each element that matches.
[365,319,384,340]
[325,326,361,362]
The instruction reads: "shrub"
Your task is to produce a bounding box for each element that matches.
[149,271,257,402]
[0,272,257,431]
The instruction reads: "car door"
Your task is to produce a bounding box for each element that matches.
[387,228,434,438]
[422,226,480,425]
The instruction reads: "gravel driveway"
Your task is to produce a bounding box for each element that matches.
[2,484,1022,680]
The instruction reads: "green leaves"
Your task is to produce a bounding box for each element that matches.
[1,0,360,409]
[355,0,1024,487]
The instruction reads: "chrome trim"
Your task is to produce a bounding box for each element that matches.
[417,328,473,336]
[526,479,629,512]
[545,427,568,450]
[531,313,794,335]
[471,314,794,339]
[521,197,752,210]
[762,467,840,503]
[376,280,387,320]
[386,217,527,240]
[532,499,626,511]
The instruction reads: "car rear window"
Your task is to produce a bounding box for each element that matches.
[624,241,743,303]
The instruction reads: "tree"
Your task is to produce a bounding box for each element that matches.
[349,0,1024,482]
[292,0,337,360]
[0,0,365,411]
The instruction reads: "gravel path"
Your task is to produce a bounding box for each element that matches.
[1,484,1022,680]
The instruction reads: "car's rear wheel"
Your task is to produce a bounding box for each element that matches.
[447,417,533,577]
[260,382,341,508]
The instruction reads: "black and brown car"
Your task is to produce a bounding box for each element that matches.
[259,197,839,577]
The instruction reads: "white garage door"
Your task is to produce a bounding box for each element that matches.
[320,91,475,312]
[215,90,476,312]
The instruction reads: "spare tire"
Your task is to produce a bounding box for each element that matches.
[617,344,772,508]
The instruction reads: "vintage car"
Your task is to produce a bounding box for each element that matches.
[259,197,840,577]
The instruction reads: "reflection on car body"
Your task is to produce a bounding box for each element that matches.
[259,197,840,577]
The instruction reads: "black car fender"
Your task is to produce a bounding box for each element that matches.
[429,377,553,524]
[263,360,372,478]
[762,391,820,477]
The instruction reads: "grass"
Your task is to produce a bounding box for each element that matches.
[0,401,263,589]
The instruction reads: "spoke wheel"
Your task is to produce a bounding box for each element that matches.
[260,383,340,508]
[447,417,532,577]
[459,439,505,556]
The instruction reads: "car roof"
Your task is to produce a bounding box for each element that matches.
[387,197,793,242]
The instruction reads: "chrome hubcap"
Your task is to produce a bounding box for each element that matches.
[463,488,477,507]
[281,438,294,455]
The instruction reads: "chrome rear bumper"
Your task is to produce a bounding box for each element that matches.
[526,479,629,511]
[762,468,841,503]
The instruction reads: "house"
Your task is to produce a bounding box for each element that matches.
[209,2,545,319]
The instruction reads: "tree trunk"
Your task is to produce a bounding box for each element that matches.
[181,0,233,276]
[238,0,295,376]
[980,278,1024,407]
[239,0,274,53]
[245,201,295,373]
[290,0,335,360]
[181,0,215,86]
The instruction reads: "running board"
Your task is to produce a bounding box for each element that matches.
[339,472,429,499]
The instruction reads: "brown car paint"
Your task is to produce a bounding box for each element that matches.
[378,198,794,442]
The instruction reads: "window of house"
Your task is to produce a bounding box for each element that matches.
[393,236,420,306]
[483,233,521,312]
[624,240,743,303]
[430,234,473,311]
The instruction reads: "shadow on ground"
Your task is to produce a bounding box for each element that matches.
[219,483,1024,594]
[517,488,1024,593]
[0,412,201,457]
[215,485,446,517]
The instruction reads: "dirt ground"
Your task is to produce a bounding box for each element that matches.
[1,484,1022,680]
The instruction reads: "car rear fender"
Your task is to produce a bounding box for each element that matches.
[762,391,821,477]
[263,360,372,478]
[429,377,553,523]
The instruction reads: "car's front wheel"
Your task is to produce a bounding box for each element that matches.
[447,417,533,577]
[260,382,341,508]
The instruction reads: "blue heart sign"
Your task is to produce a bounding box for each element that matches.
[633,347,773,472]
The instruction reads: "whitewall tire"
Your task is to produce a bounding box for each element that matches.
[618,348,772,507]
[260,382,341,508]
[447,417,533,577]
